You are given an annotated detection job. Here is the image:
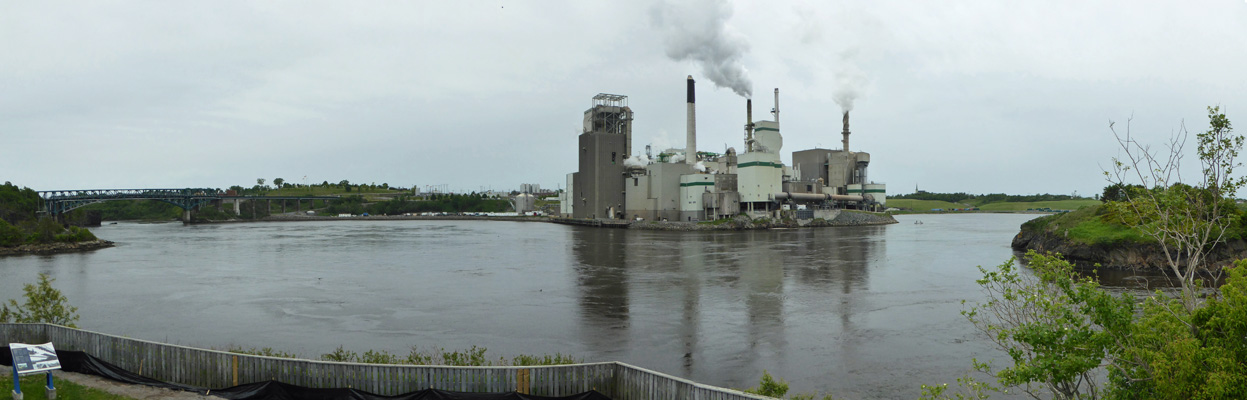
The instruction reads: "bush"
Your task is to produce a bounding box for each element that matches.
[0,273,80,328]
[0,218,23,247]
[54,226,97,243]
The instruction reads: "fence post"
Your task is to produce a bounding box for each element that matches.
[516,369,530,394]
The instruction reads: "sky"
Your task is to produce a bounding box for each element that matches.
[3,1,1247,196]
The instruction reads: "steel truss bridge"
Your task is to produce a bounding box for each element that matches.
[37,189,340,217]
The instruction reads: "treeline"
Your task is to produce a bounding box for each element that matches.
[325,193,511,216]
[79,200,183,221]
[230,179,402,196]
[892,192,1086,203]
[0,182,97,247]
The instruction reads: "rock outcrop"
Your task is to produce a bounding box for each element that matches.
[1011,229,1247,272]
[0,240,116,256]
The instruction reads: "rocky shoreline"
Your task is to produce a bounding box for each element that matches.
[1011,229,1247,272]
[0,240,116,256]
[630,211,898,231]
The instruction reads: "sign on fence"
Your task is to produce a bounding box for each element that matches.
[9,342,60,375]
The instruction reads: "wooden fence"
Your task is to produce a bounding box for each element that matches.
[0,323,769,400]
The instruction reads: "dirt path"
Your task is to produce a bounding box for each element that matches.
[53,370,223,400]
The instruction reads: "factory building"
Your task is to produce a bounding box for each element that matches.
[568,94,632,219]
[563,76,885,221]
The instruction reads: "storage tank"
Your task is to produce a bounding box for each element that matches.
[514,193,537,214]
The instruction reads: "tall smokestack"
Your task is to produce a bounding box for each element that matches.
[841,111,850,152]
[772,88,779,123]
[686,75,697,165]
[747,98,753,133]
[745,98,754,152]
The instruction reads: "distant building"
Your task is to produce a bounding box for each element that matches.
[519,183,541,194]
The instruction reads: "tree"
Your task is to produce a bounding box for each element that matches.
[257,178,267,189]
[274,178,285,188]
[1105,106,1243,313]
[961,251,1134,400]
[0,273,80,328]
[951,252,1247,399]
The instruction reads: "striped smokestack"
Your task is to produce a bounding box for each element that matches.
[686,75,697,164]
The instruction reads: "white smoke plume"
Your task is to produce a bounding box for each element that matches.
[624,154,650,168]
[651,0,753,98]
[649,129,675,156]
[669,153,686,163]
[693,161,707,173]
[833,48,868,112]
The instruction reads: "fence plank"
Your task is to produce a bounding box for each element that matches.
[2,324,776,400]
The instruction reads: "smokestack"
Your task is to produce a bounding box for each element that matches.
[686,75,697,165]
[772,88,779,123]
[747,98,753,133]
[841,111,850,153]
[744,98,755,152]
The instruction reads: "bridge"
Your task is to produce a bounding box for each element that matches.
[38,189,341,222]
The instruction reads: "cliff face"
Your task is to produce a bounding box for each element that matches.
[1011,229,1247,271]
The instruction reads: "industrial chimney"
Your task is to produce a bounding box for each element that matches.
[772,88,780,123]
[841,111,850,153]
[686,75,697,165]
[744,98,755,152]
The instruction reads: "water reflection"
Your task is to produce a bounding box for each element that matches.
[571,228,631,353]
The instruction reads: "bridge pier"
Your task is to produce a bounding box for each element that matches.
[182,209,192,224]
[234,199,241,216]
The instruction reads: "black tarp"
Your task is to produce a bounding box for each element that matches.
[2,347,611,400]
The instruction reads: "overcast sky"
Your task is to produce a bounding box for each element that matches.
[4,1,1246,196]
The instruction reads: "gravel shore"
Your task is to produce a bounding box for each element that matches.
[0,240,115,257]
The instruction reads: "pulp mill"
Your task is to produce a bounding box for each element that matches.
[559,76,886,221]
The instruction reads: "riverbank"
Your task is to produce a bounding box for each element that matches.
[1011,228,1247,272]
[188,212,899,230]
[195,214,550,224]
[0,240,115,257]
[1009,204,1247,272]
[631,210,897,231]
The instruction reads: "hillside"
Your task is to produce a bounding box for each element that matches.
[976,199,1100,211]
[1012,204,1247,271]
[885,199,971,211]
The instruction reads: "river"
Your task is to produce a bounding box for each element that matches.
[0,213,1043,399]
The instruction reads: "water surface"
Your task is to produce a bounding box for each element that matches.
[0,214,1041,399]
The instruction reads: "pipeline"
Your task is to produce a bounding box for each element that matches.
[769,192,866,203]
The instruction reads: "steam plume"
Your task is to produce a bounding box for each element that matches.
[833,48,867,111]
[652,0,753,98]
[624,154,650,168]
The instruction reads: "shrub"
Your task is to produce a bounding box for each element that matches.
[0,273,80,328]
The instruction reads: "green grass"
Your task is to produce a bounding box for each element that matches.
[1021,204,1149,245]
[976,199,1101,211]
[886,199,971,211]
[1,373,137,400]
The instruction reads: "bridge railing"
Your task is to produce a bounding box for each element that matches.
[38,188,220,199]
[0,323,770,400]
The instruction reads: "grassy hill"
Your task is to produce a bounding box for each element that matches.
[1020,204,1149,245]
[976,199,1100,212]
[885,199,971,211]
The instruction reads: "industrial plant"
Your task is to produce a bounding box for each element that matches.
[559,76,886,221]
